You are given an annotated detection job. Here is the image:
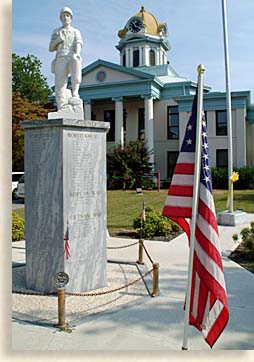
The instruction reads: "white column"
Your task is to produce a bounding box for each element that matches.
[84,100,92,120]
[157,48,161,65]
[139,46,143,66]
[160,49,164,65]
[126,48,130,67]
[129,48,133,67]
[144,46,150,66]
[114,97,124,148]
[156,48,160,65]
[144,97,154,168]
[127,48,132,67]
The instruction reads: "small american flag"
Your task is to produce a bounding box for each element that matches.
[163,94,229,348]
[142,200,146,223]
[64,222,71,259]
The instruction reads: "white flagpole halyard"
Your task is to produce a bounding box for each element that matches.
[221,0,233,213]
[182,64,205,350]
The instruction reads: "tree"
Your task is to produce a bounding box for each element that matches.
[12,53,55,170]
[12,92,55,170]
[12,53,52,102]
[107,141,154,190]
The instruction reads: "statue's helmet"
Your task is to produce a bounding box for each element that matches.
[60,7,73,20]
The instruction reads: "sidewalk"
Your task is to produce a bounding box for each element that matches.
[12,214,254,351]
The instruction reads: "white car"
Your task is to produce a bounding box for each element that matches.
[17,174,25,200]
[12,172,24,199]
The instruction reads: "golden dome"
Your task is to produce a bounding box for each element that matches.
[118,6,167,38]
[135,6,160,36]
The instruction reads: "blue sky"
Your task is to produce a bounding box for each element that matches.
[12,0,254,98]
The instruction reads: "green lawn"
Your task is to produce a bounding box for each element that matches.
[107,189,254,233]
[13,189,254,234]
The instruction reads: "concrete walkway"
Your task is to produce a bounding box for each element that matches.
[12,214,254,351]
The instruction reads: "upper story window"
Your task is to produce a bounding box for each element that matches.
[216,110,227,136]
[167,106,179,139]
[133,49,139,67]
[149,49,156,66]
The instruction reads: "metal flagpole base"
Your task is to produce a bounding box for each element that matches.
[217,210,247,226]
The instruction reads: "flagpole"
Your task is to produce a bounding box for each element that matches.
[182,64,205,350]
[221,0,233,213]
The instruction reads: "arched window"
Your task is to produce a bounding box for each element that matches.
[149,49,156,66]
[123,52,126,67]
[133,49,139,67]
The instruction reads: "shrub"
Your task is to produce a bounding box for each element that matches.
[240,223,254,251]
[233,221,254,252]
[232,233,239,242]
[12,212,25,241]
[211,168,228,189]
[140,177,155,190]
[234,167,254,190]
[211,166,254,190]
[133,206,180,238]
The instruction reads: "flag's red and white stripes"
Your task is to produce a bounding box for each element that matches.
[189,184,228,347]
[64,238,71,259]
[164,152,195,220]
[64,224,71,259]
[162,99,229,348]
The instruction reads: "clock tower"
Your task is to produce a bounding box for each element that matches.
[116,6,170,68]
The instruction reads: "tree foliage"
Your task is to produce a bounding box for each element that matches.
[12,53,55,170]
[107,141,154,190]
[12,53,52,102]
[12,92,55,170]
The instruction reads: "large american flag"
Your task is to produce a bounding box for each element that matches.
[162,94,229,348]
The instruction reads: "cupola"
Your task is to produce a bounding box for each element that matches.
[116,6,170,68]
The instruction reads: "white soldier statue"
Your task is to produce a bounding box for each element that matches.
[48,7,84,118]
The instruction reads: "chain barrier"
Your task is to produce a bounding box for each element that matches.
[107,240,139,249]
[107,239,155,265]
[65,268,153,296]
[12,290,55,296]
[13,239,159,330]
[141,242,154,265]
[12,268,153,297]
[13,240,159,297]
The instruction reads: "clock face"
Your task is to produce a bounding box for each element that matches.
[128,18,143,33]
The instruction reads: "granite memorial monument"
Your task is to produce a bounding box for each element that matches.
[22,8,110,293]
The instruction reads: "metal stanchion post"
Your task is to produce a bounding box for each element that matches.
[137,239,144,264]
[54,271,72,332]
[56,287,67,329]
[152,262,159,296]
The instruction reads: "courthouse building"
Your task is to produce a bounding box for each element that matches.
[75,6,254,182]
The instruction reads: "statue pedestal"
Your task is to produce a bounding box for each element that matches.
[21,119,110,293]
